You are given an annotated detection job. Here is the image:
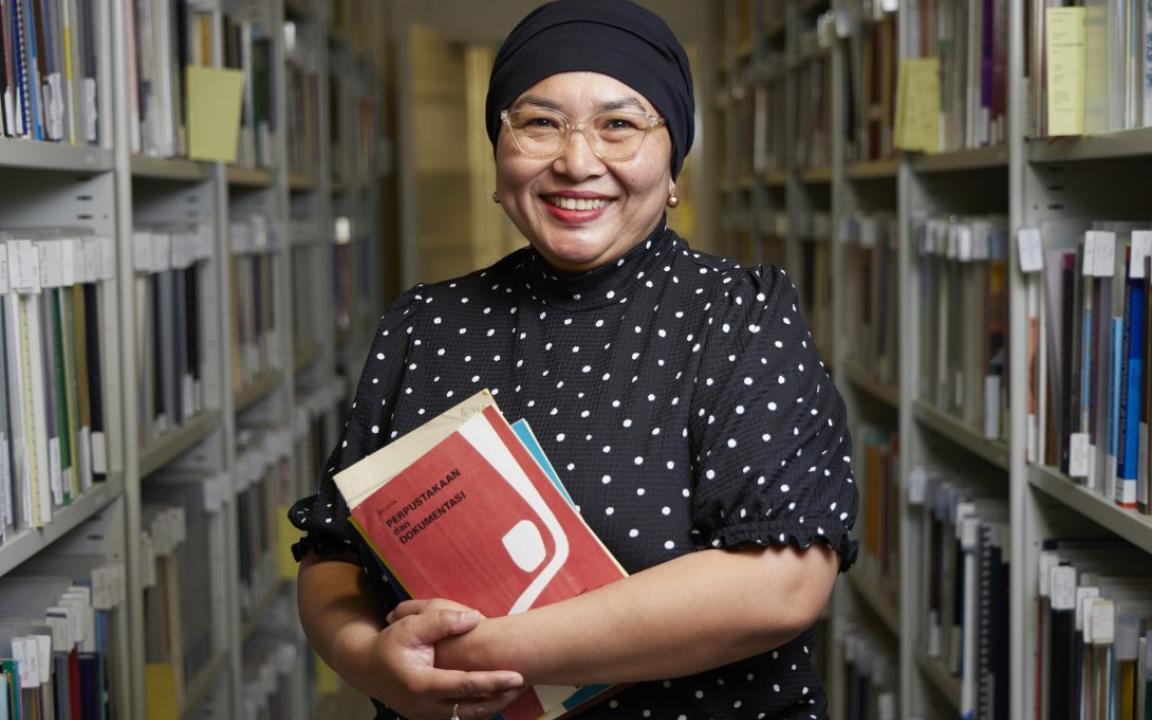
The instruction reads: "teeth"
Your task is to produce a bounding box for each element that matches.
[547,196,609,211]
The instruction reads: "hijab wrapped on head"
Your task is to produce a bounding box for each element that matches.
[485,0,695,179]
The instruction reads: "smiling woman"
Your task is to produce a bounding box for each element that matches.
[494,72,675,273]
[290,2,859,719]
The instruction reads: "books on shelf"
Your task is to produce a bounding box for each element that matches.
[333,390,625,720]
[0,231,113,543]
[794,31,832,170]
[132,225,213,449]
[1033,539,1152,720]
[846,9,897,164]
[857,424,900,612]
[905,0,1009,150]
[0,0,100,145]
[914,214,1010,443]
[140,468,229,718]
[918,476,1009,720]
[1031,221,1152,515]
[224,12,275,169]
[235,426,293,624]
[751,52,787,177]
[230,215,282,394]
[283,17,321,178]
[124,0,213,158]
[0,531,126,720]
[838,622,898,720]
[840,213,899,388]
[1028,2,1152,137]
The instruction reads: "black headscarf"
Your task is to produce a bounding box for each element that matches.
[485,0,695,179]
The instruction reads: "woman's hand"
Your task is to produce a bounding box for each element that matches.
[341,599,525,719]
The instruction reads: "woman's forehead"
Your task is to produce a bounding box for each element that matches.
[513,72,656,113]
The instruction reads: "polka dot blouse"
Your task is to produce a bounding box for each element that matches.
[289,225,859,720]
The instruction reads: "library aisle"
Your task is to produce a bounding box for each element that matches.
[0,0,389,718]
[714,0,1152,719]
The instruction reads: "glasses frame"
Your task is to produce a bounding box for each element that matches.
[499,107,667,162]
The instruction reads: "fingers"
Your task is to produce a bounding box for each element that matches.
[410,667,524,700]
[398,608,485,646]
[387,598,484,624]
[450,686,529,719]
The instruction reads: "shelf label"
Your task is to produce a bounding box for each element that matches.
[907,466,928,506]
[1074,586,1099,632]
[1018,227,1044,273]
[1089,597,1115,645]
[1131,231,1152,278]
[1092,231,1116,277]
[1068,433,1090,477]
[1050,565,1077,610]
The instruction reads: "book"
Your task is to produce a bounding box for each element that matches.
[334,390,626,720]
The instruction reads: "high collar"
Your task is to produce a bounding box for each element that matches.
[518,222,678,311]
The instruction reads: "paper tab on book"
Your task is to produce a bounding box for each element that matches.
[335,390,497,508]
[1046,7,1086,136]
[188,66,246,162]
[893,57,940,154]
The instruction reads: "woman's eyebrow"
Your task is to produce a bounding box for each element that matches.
[513,95,649,113]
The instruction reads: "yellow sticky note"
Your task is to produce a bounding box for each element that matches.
[894,57,940,153]
[1047,7,1086,136]
[145,663,180,720]
[187,66,245,162]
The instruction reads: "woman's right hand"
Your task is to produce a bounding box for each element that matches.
[338,604,525,720]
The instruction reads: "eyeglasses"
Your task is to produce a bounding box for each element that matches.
[500,106,666,162]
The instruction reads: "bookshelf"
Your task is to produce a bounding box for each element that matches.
[0,1,388,719]
[714,1,1152,719]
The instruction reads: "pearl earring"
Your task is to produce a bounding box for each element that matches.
[666,190,680,209]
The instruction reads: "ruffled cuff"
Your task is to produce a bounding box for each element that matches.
[290,533,360,563]
[701,521,860,573]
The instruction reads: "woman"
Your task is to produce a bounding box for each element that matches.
[290,2,859,719]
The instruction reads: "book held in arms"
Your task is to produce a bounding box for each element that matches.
[333,390,627,720]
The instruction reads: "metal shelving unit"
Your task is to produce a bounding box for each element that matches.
[0,1,389,718]
[712,1,1152,718]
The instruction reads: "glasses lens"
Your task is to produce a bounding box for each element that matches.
[506,108,566,157]
[589,112,651,160]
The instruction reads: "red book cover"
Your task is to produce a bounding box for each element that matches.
[336,395,626,719]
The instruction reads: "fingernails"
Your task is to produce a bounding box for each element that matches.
[458,610,481,623]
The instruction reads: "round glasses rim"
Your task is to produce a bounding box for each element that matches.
[499,107,667,161]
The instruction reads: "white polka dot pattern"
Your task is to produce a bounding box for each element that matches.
[287,228,854,719]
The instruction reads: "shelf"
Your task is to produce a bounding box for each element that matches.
[847,571,900,638]
[846,158,899,180]
[912,400,1010,470]
[234,370,285,413]
[762,169,789,187]
[140,411,222,478]
[1028,465,1152,555]
[331,175,347,194]
[916,652,962,711]
[1028,126,1152,163]
[289,172,317,191]
[181,650,229,720]
[227,165,273,187]
[131,155,212,181]
[799,166,833,184]
[0,138,113,173]
[842,360,900,409]
[0,477,124,577]
[242,579,289,643]
[294,342,323,373]
[911,144,1009,173]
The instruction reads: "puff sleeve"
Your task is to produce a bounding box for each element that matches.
[688,266,859,571]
